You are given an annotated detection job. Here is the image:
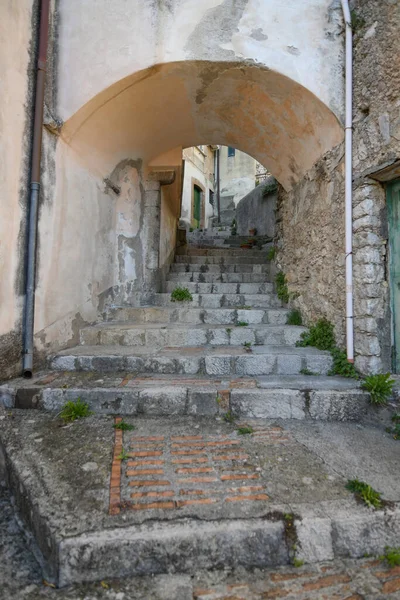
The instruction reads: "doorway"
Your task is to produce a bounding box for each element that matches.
[192,185,202,229]
[387,179,400,371]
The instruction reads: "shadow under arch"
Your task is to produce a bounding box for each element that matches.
[61,60,343,190]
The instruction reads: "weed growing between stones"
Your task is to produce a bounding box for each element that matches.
[236,321,249,327]
[223,411,235,423]
[275,272,289,304]
[329,348,359,379]
[296,318,359,378]
[293,559,305,568]
[60,398,93,423]
[286,309,302,326]
[299,368,318,376]
[380,546,400,567]
[171,287,193,302]
[113,420,135,431]
[243,341,252,352]
[386,414,400,440]
[237,426,254,435]
[346,479,382,509]
[266,246,276,261]
[361,373,395,406]
[117,449,130,460]
[296,318,335,351]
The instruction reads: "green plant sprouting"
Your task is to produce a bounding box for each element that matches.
[113,420,135,431]
[346,479,382,510]
[296,318,335,351]
[223,411,235,423]
[361,373,395,406]
[236,321,249,327]
[286,309,302,326]
[386,414,400,440]
[266,246,276,261]
[275,272,289,304]
[60,398,93,423]
[380,546,400,568]
[237,425,254,435]
[170,287,193,302]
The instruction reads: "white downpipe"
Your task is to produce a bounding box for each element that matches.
[341,0,354,362]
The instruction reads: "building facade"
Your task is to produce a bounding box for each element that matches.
[1,0,399,378]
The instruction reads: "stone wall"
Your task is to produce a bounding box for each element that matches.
[276,144,346,347]
[277,0,400,373]
[350,0,400,373]
[236,178,277,238]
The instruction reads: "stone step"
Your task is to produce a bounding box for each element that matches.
[50,345,332,376]
[1,410,398,587]
[167,272,271,283]
[164,281,274,294]
[0,372,380,422]
[105,306,289,325]
[176,247,267,257]
[151,293,281,309]
[80,323,306,347]
[170,263,269,274]
[174,255,269,265]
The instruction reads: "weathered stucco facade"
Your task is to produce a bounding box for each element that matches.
[6,0,398,378]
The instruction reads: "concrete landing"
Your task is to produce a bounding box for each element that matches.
[1,409,399,587]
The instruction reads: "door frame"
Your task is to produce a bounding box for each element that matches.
[191,178,205,229]
[387,179,400,372]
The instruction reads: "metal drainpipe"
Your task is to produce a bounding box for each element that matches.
[23,0,51,377]
[341,0,354,363]
[216,146,221,225]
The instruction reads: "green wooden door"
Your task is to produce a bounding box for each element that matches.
[387,180,400,372]
[193,186,201,228]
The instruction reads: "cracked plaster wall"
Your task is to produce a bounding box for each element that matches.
[0,1,37,379]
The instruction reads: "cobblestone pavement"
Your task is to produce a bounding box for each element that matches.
[2,483,400,600]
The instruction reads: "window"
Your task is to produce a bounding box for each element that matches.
[209,190,214,205]
[228,147,236,158]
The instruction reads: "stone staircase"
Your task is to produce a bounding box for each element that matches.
[51,247,332,379]
[2,243,398,590]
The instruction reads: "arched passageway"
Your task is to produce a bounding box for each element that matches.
[34,59,344,360]
[62,61,343,190]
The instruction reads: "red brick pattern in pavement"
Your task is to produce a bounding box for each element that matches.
[193,560,400,599]
[109,424,290,513]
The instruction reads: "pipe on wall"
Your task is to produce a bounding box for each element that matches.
[341,0,354,363]
[23,0,51,377]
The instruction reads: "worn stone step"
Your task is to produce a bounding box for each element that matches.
[50,345,332,376]
[150,293,281,309]
[1,412,398,587]
[170,263,269,274]
[105,306,289,325]
[80,323,306,347]
[167,272,271,283]
[164,281,274,295]
[0,372,381,422]
[175,255,269,265]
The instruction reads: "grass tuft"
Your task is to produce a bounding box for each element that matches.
[275,272,289,304]
[361,373,395,406]
[236,321,249,327]
[171,287,193,302]
[346,479,382,509]
[380,546,400,568]
[113,420,135,431]
[60,398,93,423]
[237,425,254,435]
[286,309,302,326]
